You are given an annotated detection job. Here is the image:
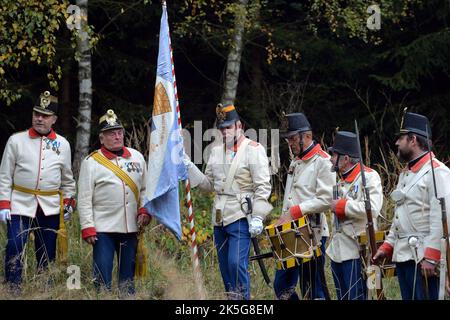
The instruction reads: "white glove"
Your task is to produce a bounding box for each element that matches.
[183,151,192,167]
[0,209,11,224]
[64,205,73,222]
[249,216,264,237]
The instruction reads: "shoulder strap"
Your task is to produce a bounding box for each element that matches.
[215,138,251,213]
[402,164,432,194]
[282,160,296,213]
[223,138,251,194]
[396,164,432,234]
[91,151,139,203]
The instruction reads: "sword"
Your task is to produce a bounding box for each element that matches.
[245,196,272,287]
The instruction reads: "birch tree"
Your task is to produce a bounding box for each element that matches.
[221,0,248,105]
[72,0,92,177]
[175,0,263,105]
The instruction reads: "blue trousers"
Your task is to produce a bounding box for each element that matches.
[396,260,439,300]
[274,237,329,300]
[214,218,251,300]
[93,232,138,295]
[4,206,59,286]
[331,258,366,300]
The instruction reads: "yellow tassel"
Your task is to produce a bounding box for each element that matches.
[57,227,68,264]
[57,197,68,264]
[135,231,148,278]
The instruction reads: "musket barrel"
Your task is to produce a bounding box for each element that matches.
[425,125,450,298]
[354,120,385,300]
[440,197,450,297]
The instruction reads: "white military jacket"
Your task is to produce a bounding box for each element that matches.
[78,147,148,238]
[187,136,272,227]
[379,153,450,263]
[283,143,335,241]
[326,164,383,263]
[0,128,76,217]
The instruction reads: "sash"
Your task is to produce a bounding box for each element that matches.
[91,151,139,203]
[391,164,432,204]
[12,184,67,263]
[215,138,251,213]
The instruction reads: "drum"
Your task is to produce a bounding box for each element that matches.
[265,216,321,270]
[358,230,396,278]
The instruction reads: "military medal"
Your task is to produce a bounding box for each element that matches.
[349,184,359,199]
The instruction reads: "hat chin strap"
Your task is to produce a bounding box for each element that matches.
[334,154,342,178]
[291,133,304,157]
[299,133,304,153]
[232,131,244,147]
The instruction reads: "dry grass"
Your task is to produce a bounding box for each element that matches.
[0,127,406,300]
[0,210,402,300]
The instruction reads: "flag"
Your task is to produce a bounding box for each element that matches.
[144,4,187,240]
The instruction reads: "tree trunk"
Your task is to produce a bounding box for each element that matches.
[221,0,249,105]
[60,64,72,136]
[73,0,92,178]
[250,37,263,122]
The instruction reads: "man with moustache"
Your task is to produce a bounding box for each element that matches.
[0,90,76,292]
[274,113,334,300]
[184,103,272,300]
[326,130,383,300]
[374,112,450,300]
[77,109,151,295]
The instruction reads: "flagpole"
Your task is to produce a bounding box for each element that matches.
[163,0,207,300]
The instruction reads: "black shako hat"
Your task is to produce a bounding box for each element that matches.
[398,112,431,138]
[280,113,312,138]
[328,131,359,158]
[216,103,240,129]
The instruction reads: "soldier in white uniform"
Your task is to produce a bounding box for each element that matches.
[78,109,151,295]
[274,113,335,300]
[374,112,450,300]
[185,104,272,299]
[0,91,76,291]
[326,131,383,300]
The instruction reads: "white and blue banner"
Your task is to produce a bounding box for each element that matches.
[144,5,187,240]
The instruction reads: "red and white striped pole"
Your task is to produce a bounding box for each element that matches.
[164,1,207,300]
